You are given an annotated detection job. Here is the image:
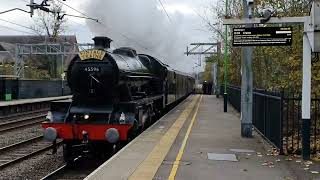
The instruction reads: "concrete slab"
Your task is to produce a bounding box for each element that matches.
[207,153,238,162]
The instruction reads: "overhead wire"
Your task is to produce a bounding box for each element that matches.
[191,7,215,29]
[0,24,34,35]
[0,18,36,33]
[22,0,93,28]
[0,0,37,35]
[55,0,96,20]
[190,7,224,40]
[156,0,172,23]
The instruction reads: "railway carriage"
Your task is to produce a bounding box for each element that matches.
[42,36,195,162]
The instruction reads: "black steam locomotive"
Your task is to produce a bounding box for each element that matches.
[42,36,195,162]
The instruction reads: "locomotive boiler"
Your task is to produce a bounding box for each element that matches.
[42,36,194,162]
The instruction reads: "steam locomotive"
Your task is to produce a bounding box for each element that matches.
[42,36,195,162]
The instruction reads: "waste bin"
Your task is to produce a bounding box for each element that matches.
[4,93,12,101]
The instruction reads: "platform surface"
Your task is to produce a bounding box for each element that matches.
[86,95,302,180]
[0,95,72,107]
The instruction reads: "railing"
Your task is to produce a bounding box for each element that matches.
[222,85,320,155]
[253,91,283,152]
[282,95,320,155]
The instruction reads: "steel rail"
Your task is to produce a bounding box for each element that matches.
[0,141,62,169]
[40,156,82,180]
[0,135,43,152]
[0,114,46,133]
[40,164,68,180]
[0,109,49,121]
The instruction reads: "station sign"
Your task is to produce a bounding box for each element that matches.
[232,27,292,46]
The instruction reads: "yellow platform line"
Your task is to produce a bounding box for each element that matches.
[129,95,201,180]
[168,95,203,180]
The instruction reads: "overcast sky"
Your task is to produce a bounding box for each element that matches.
[0,0,217,72]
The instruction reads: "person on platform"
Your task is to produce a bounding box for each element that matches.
[202,81,208,94]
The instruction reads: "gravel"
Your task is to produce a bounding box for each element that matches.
[0,125,43,148]
[0,145,108,180]
[52,157,105,180]
[0,123,107,180]
[0,147,64,180]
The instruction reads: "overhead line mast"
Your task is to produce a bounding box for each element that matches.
[223,0,229,113]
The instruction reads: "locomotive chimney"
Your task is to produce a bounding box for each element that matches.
[93,36,112,49]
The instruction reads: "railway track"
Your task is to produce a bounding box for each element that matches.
[0,114,46,133]
[40,156,103,180]
[40,163,68,180]
[0,109,49,122]
[0,135,61,169]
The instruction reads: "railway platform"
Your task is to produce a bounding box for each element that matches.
[85,95,320,180]
[0,95,72,107]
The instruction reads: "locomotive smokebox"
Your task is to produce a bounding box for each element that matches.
[93,36,112,49]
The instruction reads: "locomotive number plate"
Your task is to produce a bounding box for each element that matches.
[79,49,106,61]
[84,67,100,72]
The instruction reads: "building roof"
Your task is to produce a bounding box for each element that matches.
[0,35,77,44]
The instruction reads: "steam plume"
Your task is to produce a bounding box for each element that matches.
[84,0,207,73]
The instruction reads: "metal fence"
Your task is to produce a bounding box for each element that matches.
[253,91,283,152]
[224,85,241,112]
[222,85,320,155]
[282,95,320,155]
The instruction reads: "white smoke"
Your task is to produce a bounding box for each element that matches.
[84,0,210,73]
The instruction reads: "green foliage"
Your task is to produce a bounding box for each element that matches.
[0,64,14,75]
[0,58,53,80]
[212,0,320,94]
[24,66,51,80]
[203,55,222,83]
[203,61,213,82]
[24,56,61,79]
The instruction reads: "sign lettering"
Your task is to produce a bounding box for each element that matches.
[232,27,292,46]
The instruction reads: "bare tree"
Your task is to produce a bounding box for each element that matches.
[29,1,68,78]
[31,0,67,42]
